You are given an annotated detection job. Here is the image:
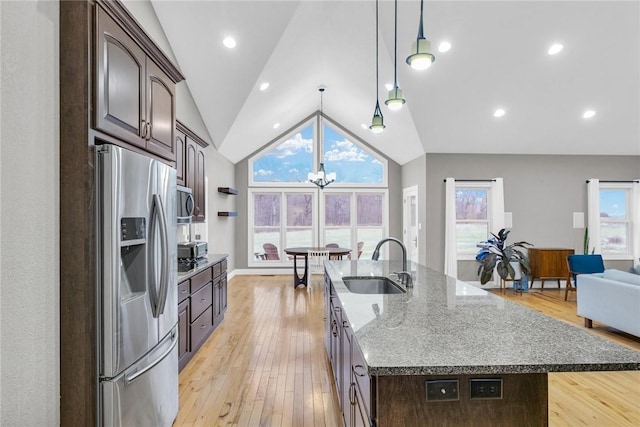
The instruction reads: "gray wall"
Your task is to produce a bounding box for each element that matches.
[1,1,60,424]
[401,155,428,266]
[422,153,640,280]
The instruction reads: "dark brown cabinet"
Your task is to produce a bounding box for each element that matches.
[177,120,208,222]
[176,130,186,186]
[177,258,228,372]
[95,5,176,162]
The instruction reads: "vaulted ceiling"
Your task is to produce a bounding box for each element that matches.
[150,1,640,165]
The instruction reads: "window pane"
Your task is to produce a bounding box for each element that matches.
[325,228,352,250]
[456,222,488,254]
[286,194,313,226]
[601,223,629,254]
[357,194,383,226]
[252,124,313,183]
[325,194,351,226]
[356,228,383,260]
[253,228,280,259]
[254,194,280,226]
[455,189,487,220]
[286,228,313,248]
[323,124,383,184]
[600,189,627,219]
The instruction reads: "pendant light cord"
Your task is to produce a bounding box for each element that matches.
[393,0,398,88]
[417,0,424,40]
[375,0,380,101]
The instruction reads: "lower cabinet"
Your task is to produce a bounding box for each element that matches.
[177,258,228,372]
[326,277,374,427]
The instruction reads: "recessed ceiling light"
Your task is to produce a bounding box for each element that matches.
[582,110,596,119]
[385,83,393,91]
[548,43,563,55]
[259,82,270,91]
[223,36,236,49]
[361,123,368,130]
[438,41,451,53]
[493,108,506,118]
[273,123,280,129]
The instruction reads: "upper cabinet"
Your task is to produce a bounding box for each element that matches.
[176,129,186,186]
[177,120,209,223]
[94,2,183,162]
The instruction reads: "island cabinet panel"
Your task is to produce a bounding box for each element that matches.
[375,373,548,427]
[95,5,177,162]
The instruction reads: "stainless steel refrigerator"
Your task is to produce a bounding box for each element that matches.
[96,144,178,426]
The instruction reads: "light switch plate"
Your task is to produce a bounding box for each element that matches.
[426,379,459,401]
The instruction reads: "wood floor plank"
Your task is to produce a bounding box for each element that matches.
[176,275,639,426]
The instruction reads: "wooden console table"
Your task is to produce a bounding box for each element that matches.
[528,248,574,290]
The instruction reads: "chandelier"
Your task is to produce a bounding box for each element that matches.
[308,87,336,189]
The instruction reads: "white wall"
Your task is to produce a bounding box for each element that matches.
[0,1,60,425]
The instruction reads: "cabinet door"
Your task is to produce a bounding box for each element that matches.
[145,58,176,161]
[176,130,186,186]
[185,138,197,201]
[221,276,228,313]
[95,7,145,148]
[193,145,206,222]
[178,299,191,371]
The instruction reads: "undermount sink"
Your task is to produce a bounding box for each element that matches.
[341,276,407,294]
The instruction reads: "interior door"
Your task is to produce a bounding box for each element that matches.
[403,186,419,265]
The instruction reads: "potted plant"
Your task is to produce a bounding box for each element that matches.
[476,228,532,285]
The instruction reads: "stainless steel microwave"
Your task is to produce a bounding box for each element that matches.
[177,185,194,223]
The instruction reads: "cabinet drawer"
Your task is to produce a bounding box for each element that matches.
[221,259,227,274]
[190,306,213,349]
[178,280,190,303]
[213,262,222,279]
[351,340,371,418]
[190,282,212,322]
[191,268,212,293]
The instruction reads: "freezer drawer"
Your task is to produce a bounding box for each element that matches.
[100,327,179,427]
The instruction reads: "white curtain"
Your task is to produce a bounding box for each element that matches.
[490,178,505,286]
[587,179,601,254]
[444,177,457,278]
[632,180,640,263]
[490,178,505,233]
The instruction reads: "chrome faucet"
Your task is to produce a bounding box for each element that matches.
[371,237,412,287]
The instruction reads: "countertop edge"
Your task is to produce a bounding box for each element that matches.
[177,253,228,281]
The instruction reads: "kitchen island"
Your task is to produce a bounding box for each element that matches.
[324,260,640,426]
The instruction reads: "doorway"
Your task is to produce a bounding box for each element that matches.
[403,186,419,265]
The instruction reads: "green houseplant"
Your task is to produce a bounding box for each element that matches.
[476,228,532,285]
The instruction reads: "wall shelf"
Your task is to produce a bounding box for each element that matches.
[218,212,238,217]
[217,187,238,195]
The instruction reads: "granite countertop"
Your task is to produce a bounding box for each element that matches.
[177,253,228,281]
[325,260,640,376]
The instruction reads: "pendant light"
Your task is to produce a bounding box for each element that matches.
[385,0,405,111]
[308,87,336,189]
[369,0,385,133]
[406,0,435,71]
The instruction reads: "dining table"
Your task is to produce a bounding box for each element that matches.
[284,246,351,288]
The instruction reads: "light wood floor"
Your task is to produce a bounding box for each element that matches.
[175,275,640,427]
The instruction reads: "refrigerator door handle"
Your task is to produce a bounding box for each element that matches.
[125,329,177,384]
[148,195,160,317]
[155,194,170,316]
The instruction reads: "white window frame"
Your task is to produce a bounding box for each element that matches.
[455,182,493,261]
[319,188,389,259]
[598,183,634,260]
[248,118,315,188]
[247,188,318,267]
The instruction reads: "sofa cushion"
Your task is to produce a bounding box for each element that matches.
[602,269,640,286]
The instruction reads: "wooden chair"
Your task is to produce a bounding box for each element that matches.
[565,254,605,301]
[348,241,364,260]
[325,243,340,260]
[263,243,280,260]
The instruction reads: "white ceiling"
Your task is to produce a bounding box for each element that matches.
[151,1,640,165]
